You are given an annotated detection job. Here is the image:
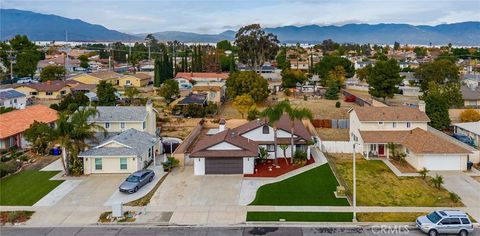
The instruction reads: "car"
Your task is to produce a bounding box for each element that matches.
[118,169,155,194]
[452,133,474,146]
[416,210,474,236]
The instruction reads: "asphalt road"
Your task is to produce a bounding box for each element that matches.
[1,226,479,236]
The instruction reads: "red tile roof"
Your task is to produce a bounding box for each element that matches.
[175,72,229,81]
[0,105,58,139]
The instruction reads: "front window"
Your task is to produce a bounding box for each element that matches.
[30,92,38,95]
[143,121,146,130]
[426,212,442,223]
[296,144,307,152]
[121,122,125,129]
[262,125,269,134]
[95,158,102,170]
[105,122,110,129]
[46,92,53,96]
[407,122,411,128]
[267,144,275,152]
[392,122,396,128]
[120,158,127,170]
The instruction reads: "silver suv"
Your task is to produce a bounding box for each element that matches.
[416,210,474,236]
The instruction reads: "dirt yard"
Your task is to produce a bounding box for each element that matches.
[346,89,420,107]
[160,118,201,139]
[291,98,357,119]
[316,128,350,141]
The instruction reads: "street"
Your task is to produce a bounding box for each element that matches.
[1,226,479,236]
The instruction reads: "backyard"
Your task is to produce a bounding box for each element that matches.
[250,164,349,206]
[0,170,63,206]
[329,153,463,207]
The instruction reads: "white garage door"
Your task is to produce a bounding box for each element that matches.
[421,155,463,171]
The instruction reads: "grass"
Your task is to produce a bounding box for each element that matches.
[124,173,169,206]
[250,165,349,206]
[357,212,427,222]
[330,154,464,207]
[247,212,353,222]
[0,170,63,206]
[316,128,350,141]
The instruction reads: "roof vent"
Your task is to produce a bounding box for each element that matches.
[230,131,236,137]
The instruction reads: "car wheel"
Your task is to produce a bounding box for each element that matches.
[134,187,138,192]
[149,177,153,182]
[459,229,468,236]
[428,229,438,236]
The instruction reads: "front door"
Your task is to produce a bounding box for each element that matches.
[378,144,385,156]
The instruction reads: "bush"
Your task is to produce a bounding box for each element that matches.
[247,108,259,121]
[293,150,307,166]
[303,95,308,101]
[0,161,21,178]
[284,89,291,96]
[335,101,341,108]
[162,156,179,172]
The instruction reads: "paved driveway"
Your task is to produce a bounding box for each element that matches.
[147,166,246,225]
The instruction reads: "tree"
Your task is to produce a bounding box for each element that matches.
[279,144,289,165]
[366,59,402,101]
[216,40,232,51]
[460,109,480,122]
[24,121,53,155]
[276,48,290,70]
[393,41,400,51]
[226,71,269,102]
[8,35,41,77]
[40,65,66,82]
[281,69,307,88]
[418,167,429,180]
[50,92,89,114]
[324,80,340,100]
[158,79,179,103]
[327,66,346,88]
[96,81,117,106]
[124,87,141,105]
[413,47,427,58]
[232,94,256,119]
[78,55,89,69]
[279,100,313,160]
[431,174,444,189]
[314,56,354,86]
[423,92,451,130]
[235,24,279,70]
[415,59,460,91]
[259,103,284,166]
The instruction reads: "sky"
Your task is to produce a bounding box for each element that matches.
[1,0,479,34]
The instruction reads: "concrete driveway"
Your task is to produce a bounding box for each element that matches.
[147,166,246,225]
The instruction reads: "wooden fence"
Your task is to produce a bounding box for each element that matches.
[312,119,349,129]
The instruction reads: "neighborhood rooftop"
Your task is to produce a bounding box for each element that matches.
[453,121,480,136]
[352,106,430,122]
[190,128,259,158]
[0,89,25,99]
[85,106,148,122]
[0,105,58,139]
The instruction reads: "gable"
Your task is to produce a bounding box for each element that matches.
[97,140,131,149]
[206,141,242,150]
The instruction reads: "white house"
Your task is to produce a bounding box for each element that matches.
[0,89,27,109]
[349,103,472,171]
[190,116,313,175]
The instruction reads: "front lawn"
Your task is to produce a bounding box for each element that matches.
[357,212,426,222]
[247,212,353,222]
[250,165,349,206]
[330,154,463,207]
[0,170,63,206]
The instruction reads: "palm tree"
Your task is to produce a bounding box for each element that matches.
[259,104,284,166]
[279,144,289,165]
[431,174,444,189]
[280,101,313,160]
[418,167,429,180]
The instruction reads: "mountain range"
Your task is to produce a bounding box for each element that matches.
[1,9,480,45]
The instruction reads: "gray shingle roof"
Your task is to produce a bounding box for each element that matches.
[0,89,26,100]
[79,128,158,157]
[461,85,480,100]
[85,106,147,122]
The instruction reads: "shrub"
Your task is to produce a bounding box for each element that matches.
[162,156,179,172]
[247,108,259,121]
[303,95,308,101]
[293,150,307,166]
[0,161,21,178]
[284,89,291,96]
[335,101,341,108]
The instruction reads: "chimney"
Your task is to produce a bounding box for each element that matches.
[218,118,226,132]
[418,101,426,112]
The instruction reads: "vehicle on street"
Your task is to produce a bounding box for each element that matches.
[452,133,475,147]
[119,169,155,193]
[416,210,474,236]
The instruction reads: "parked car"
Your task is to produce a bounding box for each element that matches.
[118,169,155,194]
[416,210,473,236]
[452,133,474,146]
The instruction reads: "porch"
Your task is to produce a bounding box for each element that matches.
[363,143,392,159]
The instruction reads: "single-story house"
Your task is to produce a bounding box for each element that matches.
[14,80,78,99]
[70,71,123,85]
[118,73,151,87]
[0,105,58,150]
[79,128,160,174]
[0,88,27,109]
[191,82,226,104]
[461,82,480,108]
[174,72,229,83]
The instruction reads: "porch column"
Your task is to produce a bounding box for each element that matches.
[307,146,311,160]
[386,146,389,160]
[366,144,369,160]
[153,147,156,167]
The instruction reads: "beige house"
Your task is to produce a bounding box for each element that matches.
[118,73,151,87]
[14,80,77,99]
[349,104,473,171]
[71,71,123,85]
[79,128,160,174]
[191,82,226,104]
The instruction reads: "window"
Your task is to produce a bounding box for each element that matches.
[378,121,384,125]
[407,122,411,128]
[296,144,307,152]
[105,122,110,129]
[13,98,17,103]
[267,144,275,152]
[426,212,442,223]
[262,125,269,134]
[46,92,53,96]
[120,122,125,129]
[440,218,453,225]
[148,147,152,158]
[95,158,102,170]
[30,92,38,96]
[143,121,146,130]
[461,218,471,224]
[449,218,461,225]
[60,90,66,95]
[120,158,127,170]
[392,122,396,128]
[126,80,131,85]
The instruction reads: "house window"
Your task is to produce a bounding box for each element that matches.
[120,122,125,129]
[407,122,411,128]
[378,121,384,125]
[126,80,131,85]
[296,144,307,152]
[95,158,102,170]
[120,158,127,170]
[105,122,110,129]
[46,92,53,96]
[370,144,377,151]
[262,125,269,134]
[60,90,66,95]
[393,122,396,128]
[30,92,38,96]
[13,98,17,103]
[143,121,146,130]
[148,147,152,158]
[267,144,275,152]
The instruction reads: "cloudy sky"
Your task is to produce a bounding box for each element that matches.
[1,0,479,34]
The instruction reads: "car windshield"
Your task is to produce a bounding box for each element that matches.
[427,212,442,223]
[126,175,140,182]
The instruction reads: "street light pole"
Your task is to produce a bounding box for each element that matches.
[352,143,357,222]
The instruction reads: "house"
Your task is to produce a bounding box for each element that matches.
[117,73,151,87]
[190,116,312,175]
[70,71,123,85]
[0,105,58,150]
[86,101,157,137]
[461,81,480,108]
[176,93,208,107]
[349,104,472,171]
[454,121,480,149]
[79,128,160,175]
[290,60,309,71]
[174,72,229,83]
[13,80,78,99]
[191,82,226,104]
[0,89,27,109]
[174,77,193,90]
[354,60,374,70]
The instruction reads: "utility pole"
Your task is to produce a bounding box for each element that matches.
[352,143,357,222]
[7,50,15,80]
[173,42,176,75]
[108,44,112,71]
[64,31,70,77]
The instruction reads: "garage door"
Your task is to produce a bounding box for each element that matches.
[422,155,463,171]
[205,158,243,174]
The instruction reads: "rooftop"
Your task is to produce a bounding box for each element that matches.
[175,72,229,81]
[0,105,58,139]
[352,106,430,122]
[453,121,480,136]
[0,89,26,100]
[190,128,258,158]
[85,106,147,122]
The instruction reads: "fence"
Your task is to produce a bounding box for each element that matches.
[172,120,204,167]
[312,119,349,129]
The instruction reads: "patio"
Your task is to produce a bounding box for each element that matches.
[244,158,315,178]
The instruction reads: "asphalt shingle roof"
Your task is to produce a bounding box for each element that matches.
[85,106,147,122]
[0,89,25,99]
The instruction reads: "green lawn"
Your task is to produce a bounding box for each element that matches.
[247,212,353,222]
[331,154,463,207]
[250,165,349,206]
[0,170,63,206]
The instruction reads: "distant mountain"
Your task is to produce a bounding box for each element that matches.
[1,8,479,45]
[0,9,139,41]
